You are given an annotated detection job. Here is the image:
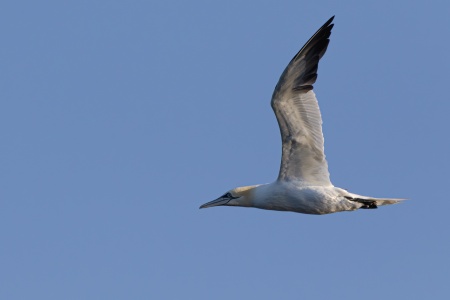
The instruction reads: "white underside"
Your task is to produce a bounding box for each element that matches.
[252,181,401,215]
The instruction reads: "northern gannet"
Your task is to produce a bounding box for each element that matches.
[200,16,404,215]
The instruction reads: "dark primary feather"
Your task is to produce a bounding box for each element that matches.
[274,16,334,94]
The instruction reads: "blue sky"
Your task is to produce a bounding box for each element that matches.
[1,0,449,299]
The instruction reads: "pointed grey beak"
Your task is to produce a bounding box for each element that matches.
[199,197,231,209]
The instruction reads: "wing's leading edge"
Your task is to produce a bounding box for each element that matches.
[271,16,334,185]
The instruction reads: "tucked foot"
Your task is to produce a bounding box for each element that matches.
[344,196,378,209]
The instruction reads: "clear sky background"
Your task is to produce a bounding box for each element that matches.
[1,0,449,299]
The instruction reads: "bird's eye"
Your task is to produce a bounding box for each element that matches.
[222,193,231,198]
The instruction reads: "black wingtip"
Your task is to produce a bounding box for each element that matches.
[317,16,335,31]
[292,16,335,61]
[324,16,335,27]
[272,15,336,96]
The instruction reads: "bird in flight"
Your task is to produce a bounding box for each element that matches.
[200,16,404,215]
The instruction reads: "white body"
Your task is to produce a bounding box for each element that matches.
[252,183,359,215]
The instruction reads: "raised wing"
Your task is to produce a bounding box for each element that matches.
[271,16,334,185]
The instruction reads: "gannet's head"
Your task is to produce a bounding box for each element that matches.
[199,185,259,209]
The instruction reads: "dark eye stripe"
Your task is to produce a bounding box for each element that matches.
[221,193,233,198]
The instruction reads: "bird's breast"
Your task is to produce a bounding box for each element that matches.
[253,183,357,214]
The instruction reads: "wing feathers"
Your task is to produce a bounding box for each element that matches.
[271,17,334,184]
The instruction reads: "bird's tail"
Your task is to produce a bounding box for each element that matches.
[345,195,405,209]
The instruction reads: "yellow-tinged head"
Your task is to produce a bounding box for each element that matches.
[199,185,259,209]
